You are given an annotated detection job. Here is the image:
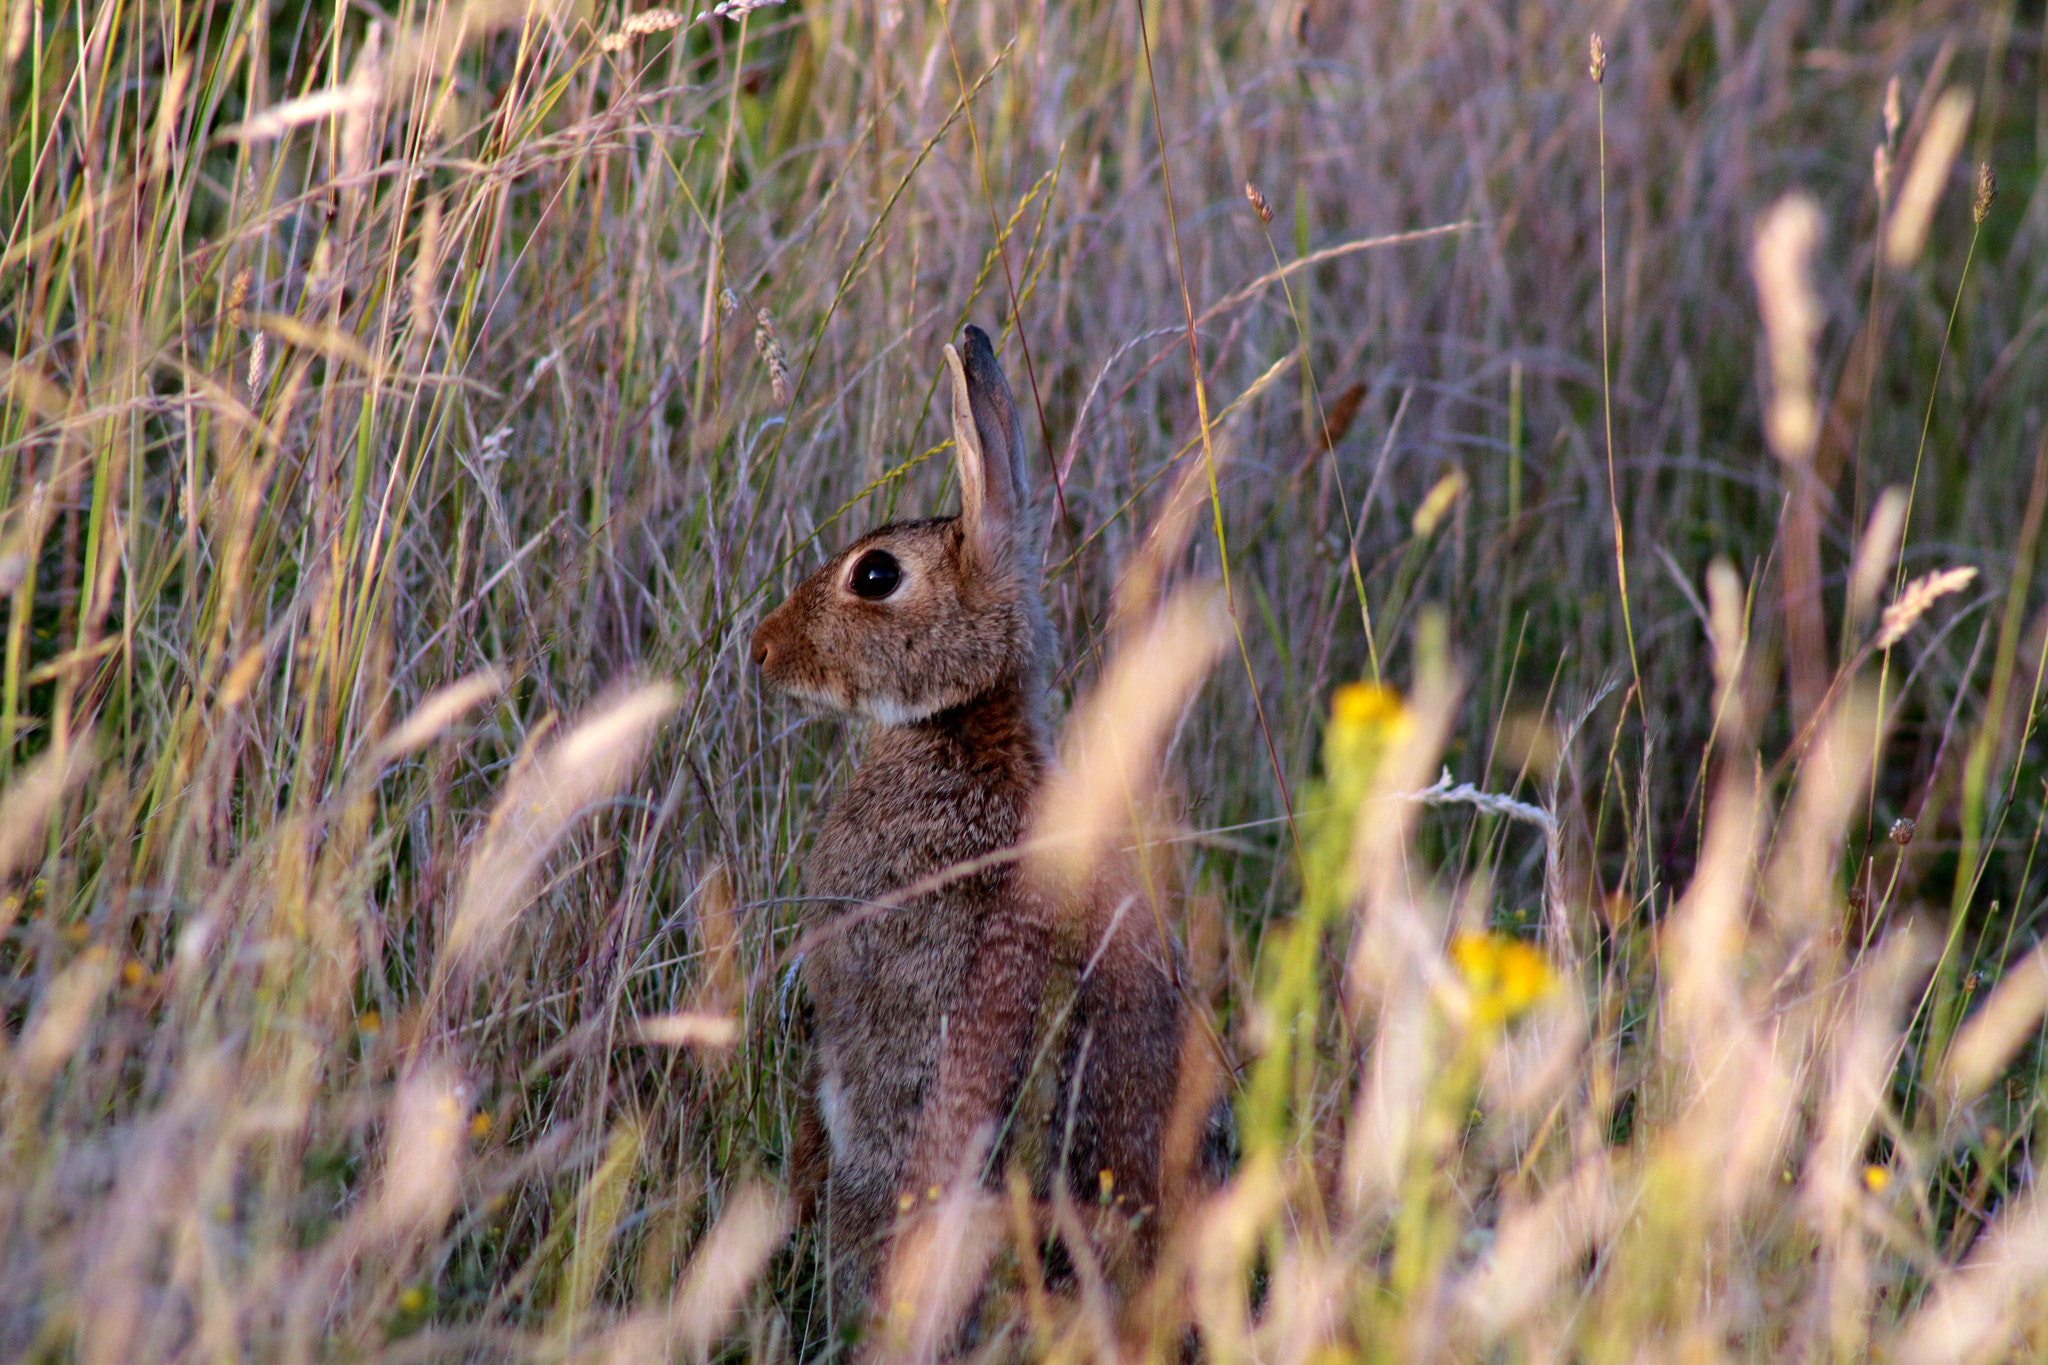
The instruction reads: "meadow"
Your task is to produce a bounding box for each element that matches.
[2,0,2044,1358]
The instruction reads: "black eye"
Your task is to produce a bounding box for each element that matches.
[848,549,902,600]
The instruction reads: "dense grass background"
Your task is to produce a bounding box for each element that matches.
[3,0,2045,1357]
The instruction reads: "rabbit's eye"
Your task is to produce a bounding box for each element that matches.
[848,550,902,600]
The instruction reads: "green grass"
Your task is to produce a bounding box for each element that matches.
[3,0,2046,1358]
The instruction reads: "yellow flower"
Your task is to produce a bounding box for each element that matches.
[1324,683,1412,788]
[1330,681,1409,737]
[1862,1164,1890,1193]
[1450,931,1558,1027]
[1301,682,1415,920]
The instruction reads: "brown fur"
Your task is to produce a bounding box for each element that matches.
[751,327,1200,1329]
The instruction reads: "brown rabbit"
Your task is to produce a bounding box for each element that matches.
[751,326,1213,1338]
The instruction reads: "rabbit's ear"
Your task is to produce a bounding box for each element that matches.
[944,325,1030,573]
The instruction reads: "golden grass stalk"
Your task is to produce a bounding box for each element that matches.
[1939,939,2048,1108]
[371,668,506,765]
[1884,88,1974,268]
[1454,1154,1618,1337]
[1846,486,1911,633]
[441,683,678,976]
[1028,584,1227,891]
[593,1183,787,1363]
[1753,195,1825,465]
[1706,556,1752,737]
[12,943,117,1087]
[556,1120,646,1341]
[1802,931,1927,1358]
[878,1134,1002,1365]
[634,1013,742,1048]
[368,1060,474,1239]
[1765,687,1880,935]
[1898,1185,2048,1365]
[0,737,92,886]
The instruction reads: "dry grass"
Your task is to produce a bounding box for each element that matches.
[2,0,2044,1359]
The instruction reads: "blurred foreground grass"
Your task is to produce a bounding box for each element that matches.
[3,0,2047,1358]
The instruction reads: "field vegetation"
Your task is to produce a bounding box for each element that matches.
[2,0,2045,1358]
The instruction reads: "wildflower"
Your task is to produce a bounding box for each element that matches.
[1449,931,1557,1028]
[1326,682,1409,768]
[1299,682,1411,919]
[1320,682,1412,818]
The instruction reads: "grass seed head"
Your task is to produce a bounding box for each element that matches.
[599,8,685,49]
[1752,194,1825,464]
[1876,566,1978,649]
[224,267,250,327]
[752,306,791,406]
[1244,181,1274,224]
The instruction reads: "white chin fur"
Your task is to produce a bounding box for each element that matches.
[857,694,947,727]
[776,682,945,727]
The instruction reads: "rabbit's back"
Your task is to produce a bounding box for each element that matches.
[1051,871,1210,1247]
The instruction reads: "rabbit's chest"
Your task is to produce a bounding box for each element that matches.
[800,752,1030,935]
[800,791,1017,1027]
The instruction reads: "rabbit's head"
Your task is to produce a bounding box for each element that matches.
[751,326,1050,726]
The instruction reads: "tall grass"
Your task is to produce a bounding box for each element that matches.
[2,0,2043,1358]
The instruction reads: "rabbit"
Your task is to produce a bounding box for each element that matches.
[750,325,1218,1338]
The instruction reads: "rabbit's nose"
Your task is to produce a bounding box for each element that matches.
[750,625,774,670]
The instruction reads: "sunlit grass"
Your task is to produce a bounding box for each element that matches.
[2,0,2043,1359]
